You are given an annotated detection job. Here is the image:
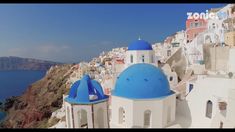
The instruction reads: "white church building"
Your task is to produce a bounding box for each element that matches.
[125,38,158,68]
[109,39,177,128]
[110,63,176,128]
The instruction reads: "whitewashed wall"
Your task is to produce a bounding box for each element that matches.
[125,50,157,68]
[110,94,176,128]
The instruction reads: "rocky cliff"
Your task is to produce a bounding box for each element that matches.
[2,64,74,128]
[0,56,61,71]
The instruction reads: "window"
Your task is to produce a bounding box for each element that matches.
[97,108,104,128]
[130,55,133,63]
[67,107,71,128]
[206,100,213,118]
[169,76,173,81]
[142,55,145,63]
[195,22,199,27]
[119,107,125,124]
[190,22,194,28]
[167,50,171,56]
[189,84,193,92]
[220,121,223,128]
[167,106,171,123]
[80,109,88,128]
[144,110,151,128]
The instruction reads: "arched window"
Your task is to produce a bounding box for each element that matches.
[67,107,71,128]
[167,106,171,123]
[144,110,151,128]
[142,55,145,63]
[169,76,173,81]
[130,55,133,63]
[97,108,104,128]
[80,109,88,128]
[77,111,81,127]
[189,84,194,92]
[206,100,213,118]
[119,107,125,124]
[220,121,223,128]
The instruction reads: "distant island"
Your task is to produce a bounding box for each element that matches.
[0,56,62,71]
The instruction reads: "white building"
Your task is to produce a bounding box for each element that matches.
[110,63,176,128]
[180,73,235,128]
[173,47,235,128]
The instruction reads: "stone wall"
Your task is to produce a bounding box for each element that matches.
[203,44,230,72]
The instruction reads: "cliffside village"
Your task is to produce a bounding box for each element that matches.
[49,4,235,128]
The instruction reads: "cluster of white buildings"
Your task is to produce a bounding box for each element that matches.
[50,39,235,128]
[185,4,235,66]
[49,4,235,129]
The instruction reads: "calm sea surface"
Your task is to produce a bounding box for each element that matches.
[0,70,46,121]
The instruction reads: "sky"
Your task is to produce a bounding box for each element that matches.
[0,4,226,63]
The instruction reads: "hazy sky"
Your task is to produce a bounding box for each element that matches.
[0,4,225,63]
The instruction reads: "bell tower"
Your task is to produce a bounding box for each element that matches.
[64,74,109,128]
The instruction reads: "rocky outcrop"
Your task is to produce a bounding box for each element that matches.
[0,56,61,71]
[2,64,74,128]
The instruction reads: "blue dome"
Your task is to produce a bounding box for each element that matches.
[112,64,173,99]
[128,39,153,50]
[65,74,108,104]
